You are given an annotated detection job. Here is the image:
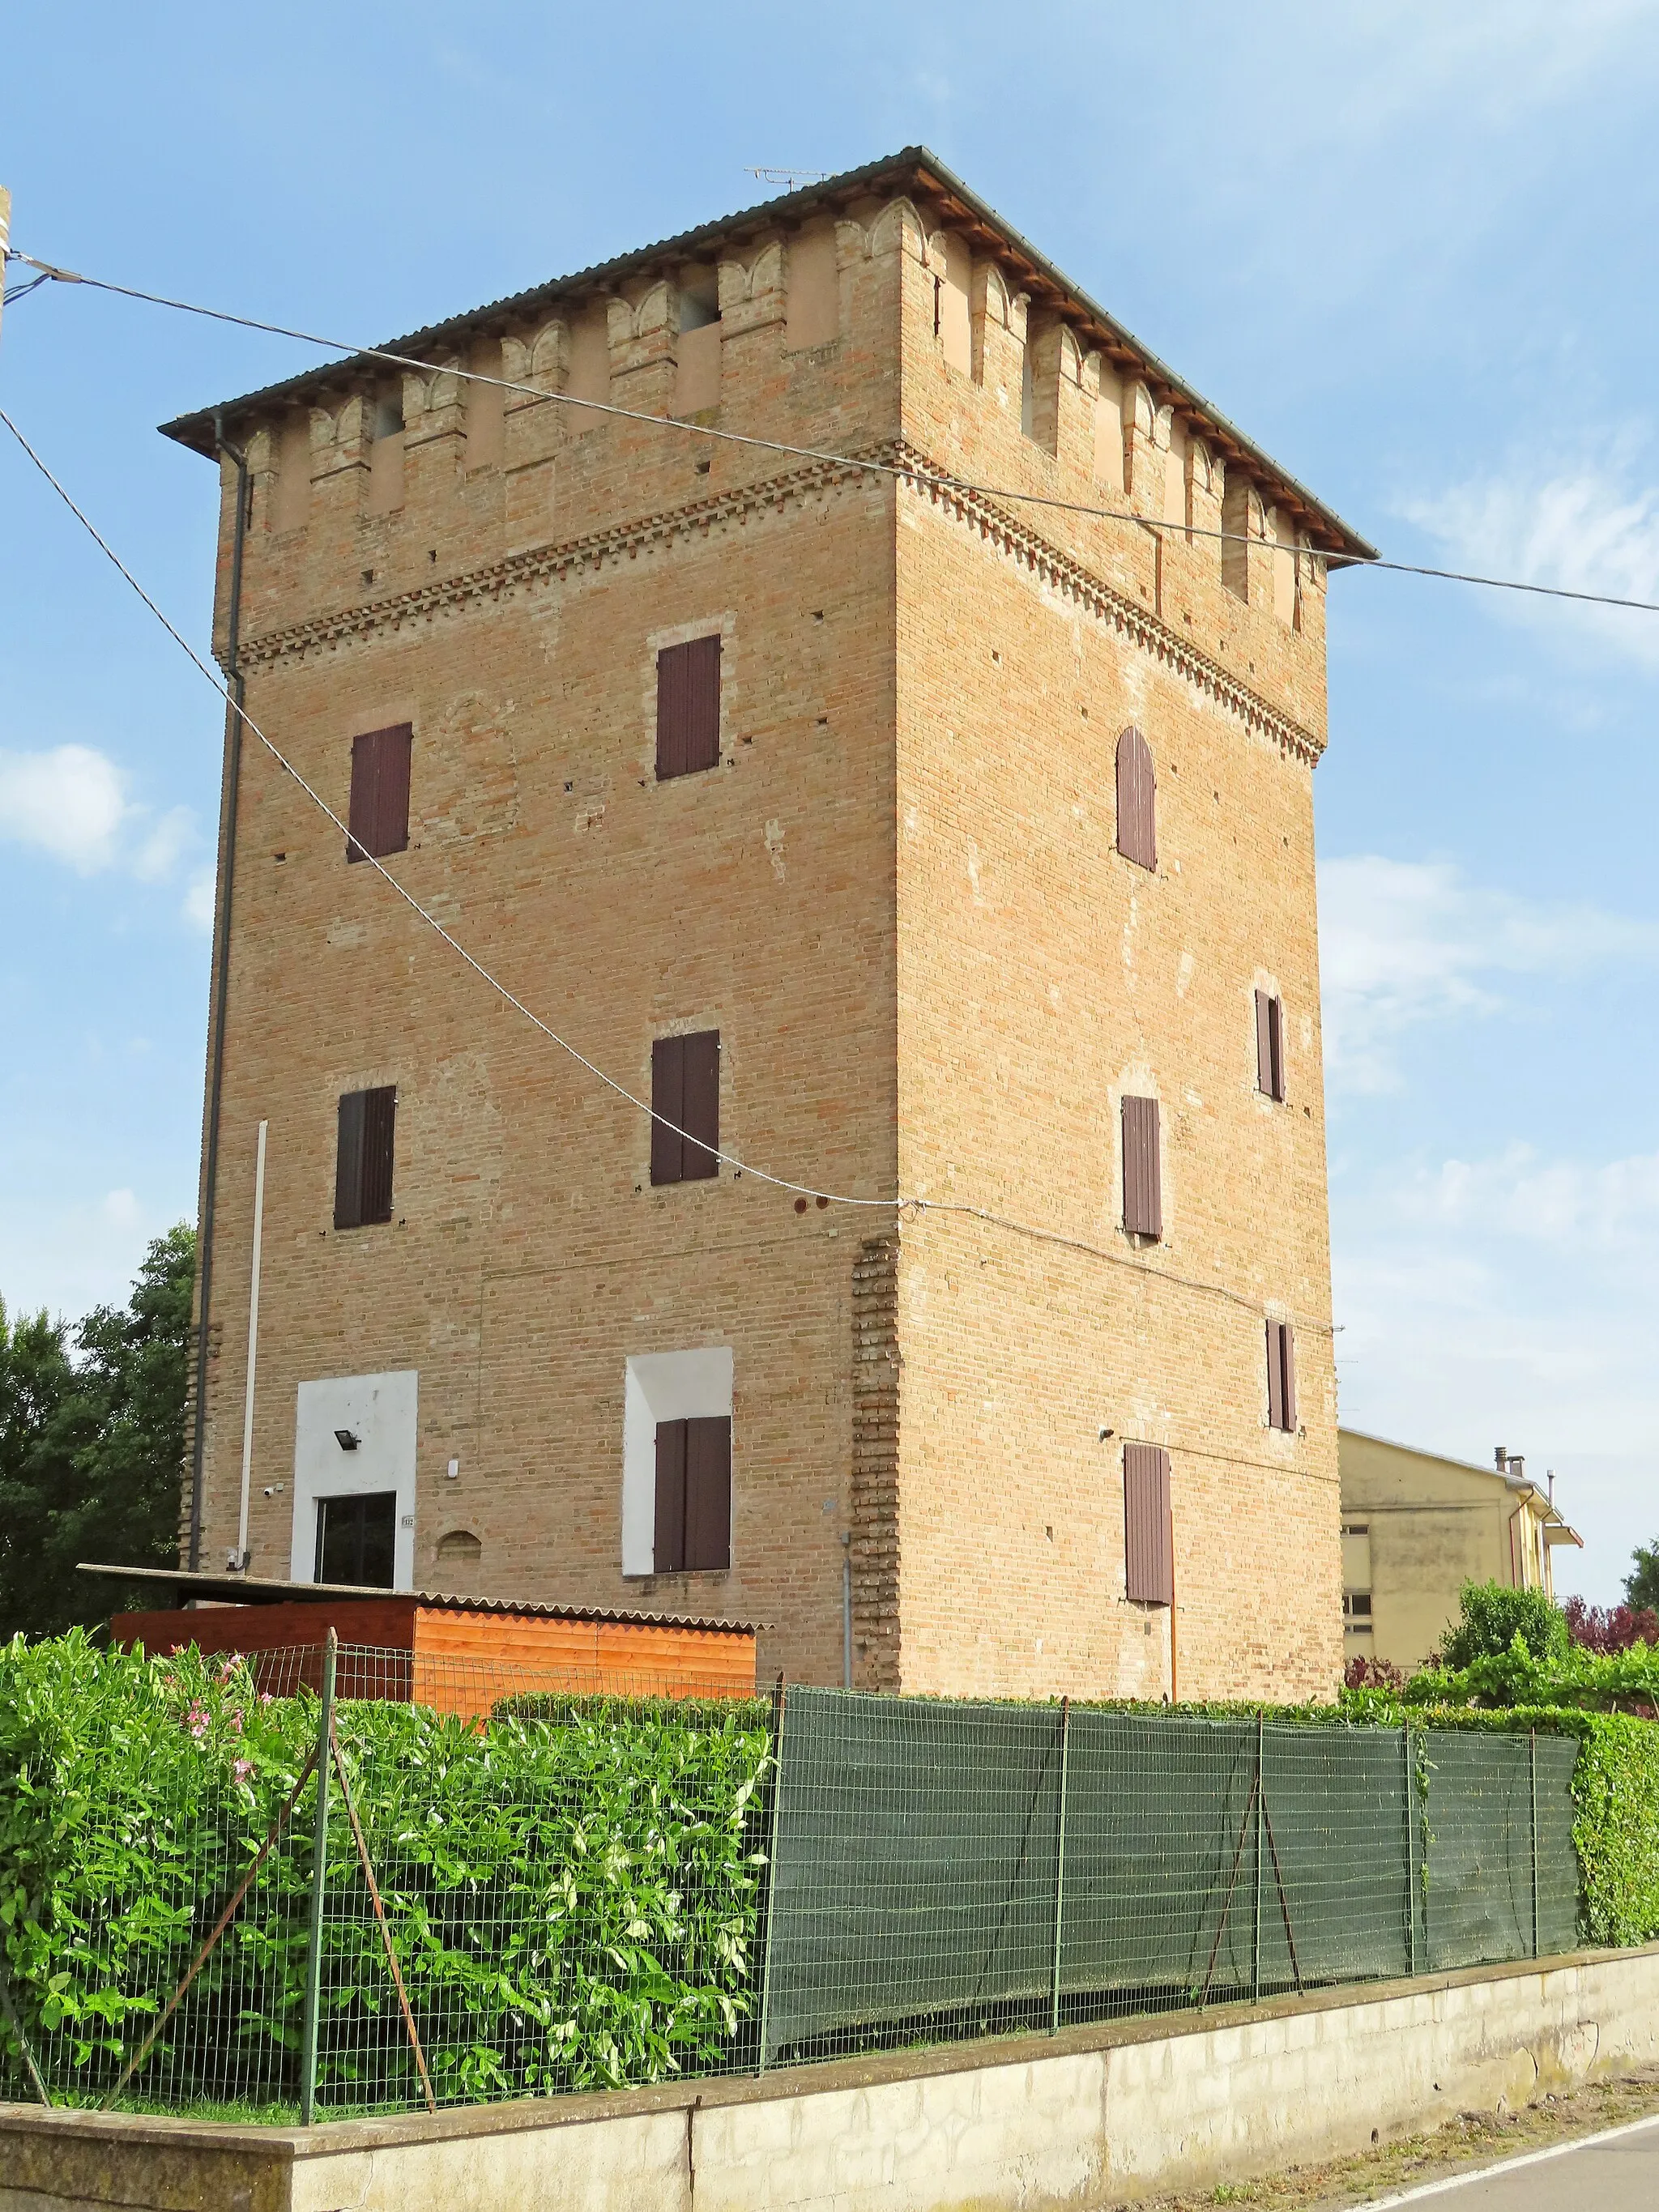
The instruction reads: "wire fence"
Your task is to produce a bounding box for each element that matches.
[0,1642,1583,2120]
[759,1692,1579,2065]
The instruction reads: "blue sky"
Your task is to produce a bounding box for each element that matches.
[3,2,1657,1600]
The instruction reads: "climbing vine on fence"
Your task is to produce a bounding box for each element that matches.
[0,1632,774,2108]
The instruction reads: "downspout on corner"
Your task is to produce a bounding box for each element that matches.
[186,411,249,1571]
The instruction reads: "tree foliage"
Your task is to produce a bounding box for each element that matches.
[1435,1578,1570,1669]
[0,1228,194,1639]
[1564,1595,1659,1655]
[1627,1541,1659,1617]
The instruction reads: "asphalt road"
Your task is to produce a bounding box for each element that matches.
[1335,2113,1659,2208]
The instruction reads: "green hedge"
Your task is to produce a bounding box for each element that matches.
[0,1631,773,2108]
[1341,1684,1659,1950]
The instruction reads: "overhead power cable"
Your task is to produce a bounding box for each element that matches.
[0,401,1336,1334]
[10,247,1659,618]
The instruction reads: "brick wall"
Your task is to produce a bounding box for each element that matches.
[185,173,1341,1696]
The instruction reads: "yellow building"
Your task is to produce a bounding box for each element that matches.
[1338,1430,1583,1674]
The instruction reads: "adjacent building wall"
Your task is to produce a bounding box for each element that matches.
[1339,1429,1580,1674]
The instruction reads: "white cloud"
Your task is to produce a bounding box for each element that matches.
[0,743,207,923]
[0,744,130,872]
[185,867,216,931]
[134,805,195,884]
[1394,1140,1659,1255]
[1318,855,1659,1090]
[1317,0,1659,140]
[1401,448,1659,667]
[102,1188,142,1233]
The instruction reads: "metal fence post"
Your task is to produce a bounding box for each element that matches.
[1529,1729,1540,1958]
[1252,1711,1265,2003]
[1050,1698,1070,2035]
[754,1677,787,2075]
[1404,1724,1419,1976]
[299,1630,337,2125]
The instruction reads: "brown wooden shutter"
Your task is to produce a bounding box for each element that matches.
[360,1085,397,1225]
[1266,1319,1296,1430]
[374,726,412,857]
[1256,991,1286,1102]
[1281,1323,1298,1430]
[684,1415,732,1571]
[654,1420,688,1574]
[347,725,412,862]
[1256,990,1274,1096]
[1115,725,1157,871]
[681,1030,720,1179]
[650,1034,684,1185]
[656,636,721,780]
[334,1090,366,1230]
[1121,1095,1162,1238]
[1124,1443,1172,1605]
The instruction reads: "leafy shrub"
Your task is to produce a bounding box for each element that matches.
[0,1631,772,2110]
[1436,1579,1569,1669]
[1565,1596,1659,1654]
[1401,1632,1659,1715]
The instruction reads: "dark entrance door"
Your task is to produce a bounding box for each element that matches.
[314,1490,398,1587]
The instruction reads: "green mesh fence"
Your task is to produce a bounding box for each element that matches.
[0,1647,1589,2117]
[758,1690,1584,2065]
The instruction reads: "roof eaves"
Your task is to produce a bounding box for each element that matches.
[79,1560,765,1635]
[158,144,1373,559]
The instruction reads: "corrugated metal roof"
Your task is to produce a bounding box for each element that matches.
[157,144,1373,560]
[79,1562,762,1634]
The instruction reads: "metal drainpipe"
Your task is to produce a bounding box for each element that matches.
[186,415,249,1570]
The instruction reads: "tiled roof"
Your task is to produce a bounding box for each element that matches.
[80,1562,762,1634]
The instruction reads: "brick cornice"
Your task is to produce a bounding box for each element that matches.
[886,439,1325,767]
[237,441,1324,763]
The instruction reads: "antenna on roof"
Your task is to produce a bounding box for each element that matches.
[748,167,833,193]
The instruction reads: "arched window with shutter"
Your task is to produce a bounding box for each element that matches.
[1115,725,1156,871]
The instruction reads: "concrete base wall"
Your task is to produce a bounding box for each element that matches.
[6,1946,1659,2211]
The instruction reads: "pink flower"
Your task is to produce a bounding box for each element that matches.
[233,1758,254,1782]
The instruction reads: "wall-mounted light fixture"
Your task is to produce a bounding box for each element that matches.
[335,1429,360,1451]
[1098,1426,1115,1442]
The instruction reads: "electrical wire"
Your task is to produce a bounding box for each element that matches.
[0,402,888,1209]
[1,271,49,307]
[0,402,1337,1335]
[12,245,1659,618]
